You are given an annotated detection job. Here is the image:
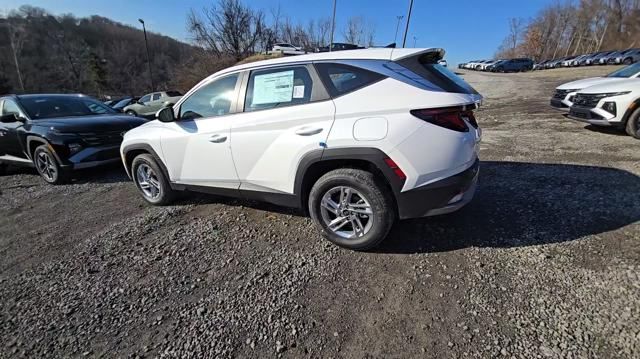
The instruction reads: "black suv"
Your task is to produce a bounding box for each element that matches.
[493,58,534,72]
[0,94,147,184]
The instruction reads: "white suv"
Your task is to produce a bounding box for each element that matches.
[551,63,640,111]
[567,78,640,138]
[120,48,483,250]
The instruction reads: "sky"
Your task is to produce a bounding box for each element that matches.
[2,0,553,65]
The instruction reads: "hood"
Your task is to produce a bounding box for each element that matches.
[33,114,147,133]
[578,78,640,94]
[557,77,626,90]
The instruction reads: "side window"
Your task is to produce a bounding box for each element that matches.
[314,63,385,97]
[139,94,151,103]
[179,73,239,120]
[2,99,21,116]
[152,93,161,101]
[244,66,313,112]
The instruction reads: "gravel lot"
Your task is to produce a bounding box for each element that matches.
[1,66,639,358]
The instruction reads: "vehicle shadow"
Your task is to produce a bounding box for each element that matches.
[377,161,640,254]
[584,124,628,136]
[0,163,128,185]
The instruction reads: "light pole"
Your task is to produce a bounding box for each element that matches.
[413,36,417,47]
[329,0,337,52]
[138,18,154,92]
[394,15,404,45]
[401,0,414,48]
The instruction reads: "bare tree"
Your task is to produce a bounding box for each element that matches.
[187,0,264,61]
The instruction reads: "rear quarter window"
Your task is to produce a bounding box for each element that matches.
[396,54,479,95]
[314,63,386,97]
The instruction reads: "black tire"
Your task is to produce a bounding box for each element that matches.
[125,110,137,116]
[308,168,396,251]
[131,153,175,205]
[33,144,68,184]
[497,66,504,73]
[623,58,633,65]
[625,107,640,139]
[0,162,7,175]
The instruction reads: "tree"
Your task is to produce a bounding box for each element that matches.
[187,0,265,61]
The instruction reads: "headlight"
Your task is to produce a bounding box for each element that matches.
[603,91,631,97]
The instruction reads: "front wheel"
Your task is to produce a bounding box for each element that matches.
[131,153,176,205]
[625,107,640,139]
[623,58,633,65]
[33,145,68,184]
[308,168,396,250]
[125,110,137,116]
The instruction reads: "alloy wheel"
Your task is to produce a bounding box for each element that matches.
[36,151,57,182]
[136,163,162,200]
[319,186,374,239]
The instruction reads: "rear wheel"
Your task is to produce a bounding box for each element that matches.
[33,144,68,184]
[625,107,640,139]
[308,168,395,251]
[131,153,175,205]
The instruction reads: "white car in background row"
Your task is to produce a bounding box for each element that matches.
[270,43,306,55]
[567,78,640,138]
[550,63,640,110]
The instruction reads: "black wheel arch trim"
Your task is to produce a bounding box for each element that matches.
[121,143,171,181]
[26,135,66,166]
[293,147,405,210]
[621,98,640,126]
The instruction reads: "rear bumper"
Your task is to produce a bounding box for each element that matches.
[397,158,479,219]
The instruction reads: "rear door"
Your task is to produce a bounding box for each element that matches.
[230,64,335,194]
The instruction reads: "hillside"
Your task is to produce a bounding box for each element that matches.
[0,6,198,98]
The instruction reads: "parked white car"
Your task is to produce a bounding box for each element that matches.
[567,78,640,138]
[550,63,640,111]
[270,43,305,55]
[120,48,483,250]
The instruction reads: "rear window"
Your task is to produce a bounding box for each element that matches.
[315,63,385,97]
[397,54,478,95]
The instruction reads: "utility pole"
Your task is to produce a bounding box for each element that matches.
[402,0,414,48]
[329,0,337,51]
[138,18,154,92]
[394,15,404,45]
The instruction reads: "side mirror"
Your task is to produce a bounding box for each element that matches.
[0,113,23,123]
[156,106,175,123]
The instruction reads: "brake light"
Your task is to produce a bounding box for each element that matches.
[383,158,406,180]
[410,106,477,132]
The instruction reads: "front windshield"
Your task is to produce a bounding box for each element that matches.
[19,96,116,119]
[607,63,640,78]
[113,97,133,109]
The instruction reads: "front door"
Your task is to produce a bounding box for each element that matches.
[0,99,28,159]
[160,74,241,189]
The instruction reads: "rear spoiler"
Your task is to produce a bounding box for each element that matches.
[390,48,445,63]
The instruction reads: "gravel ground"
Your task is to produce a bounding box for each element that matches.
[1,66,639,358]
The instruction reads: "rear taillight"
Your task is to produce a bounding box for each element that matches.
[410,106,477,132]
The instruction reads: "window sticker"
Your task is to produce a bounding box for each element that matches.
[293,85,305,98]
[252,70,294,105]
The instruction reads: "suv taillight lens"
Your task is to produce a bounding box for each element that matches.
[410,107,476,132]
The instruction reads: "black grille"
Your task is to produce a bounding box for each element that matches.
[553,89,573,99]
[572,94,606,108]
[79,131,124,146]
